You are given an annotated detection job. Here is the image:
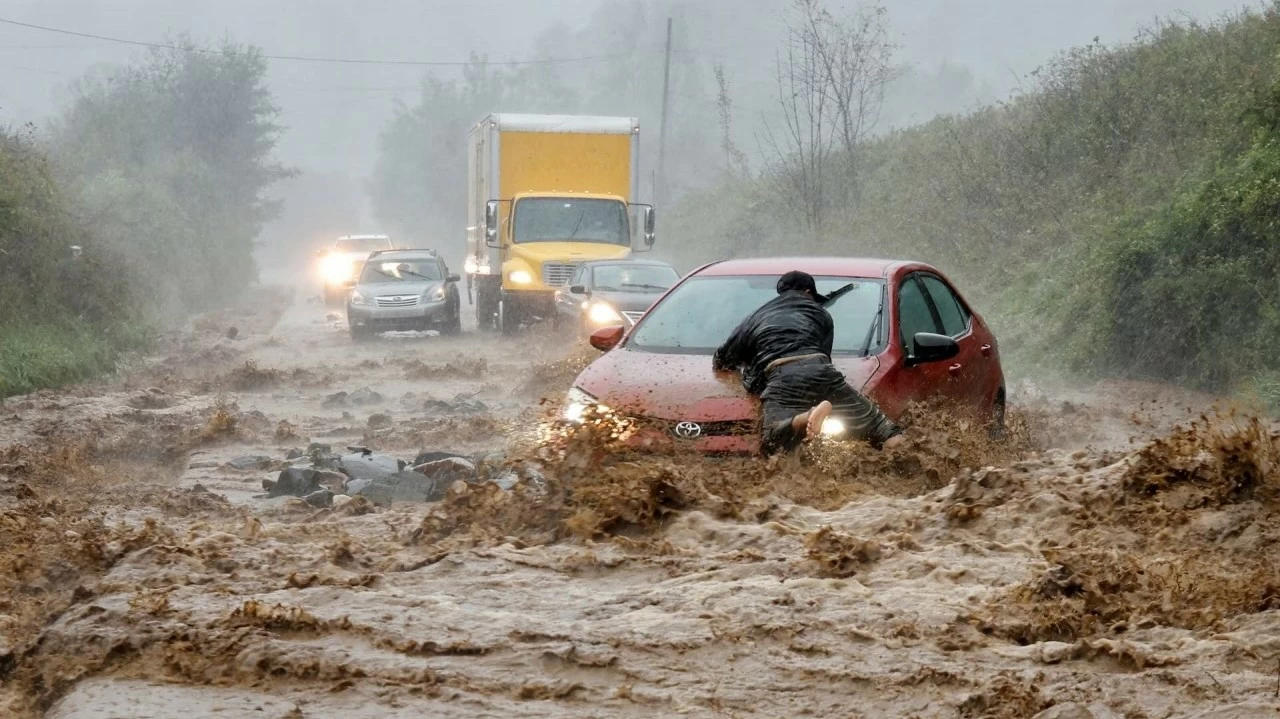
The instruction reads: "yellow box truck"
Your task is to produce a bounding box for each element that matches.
[465,113,655,334]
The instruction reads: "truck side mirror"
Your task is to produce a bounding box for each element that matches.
[569,284,587,295]
[484,200,499,248]
[643,206,656,248]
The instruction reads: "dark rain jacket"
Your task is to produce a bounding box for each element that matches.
[712,291,833,395]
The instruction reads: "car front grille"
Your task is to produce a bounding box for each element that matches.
[631,417,756,439]
[375,295,421,308]
[621,311,644,325]
[541,263,578,287]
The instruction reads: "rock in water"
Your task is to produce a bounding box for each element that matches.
[302,489,334,508]
[350,470,448,506]
[339,450,404,482]
[226,455,272,471]
[314,470,349,493]
[413,457,477,485]
[348,387,384,406]
[263,467,321,498]
[413,450,470,466]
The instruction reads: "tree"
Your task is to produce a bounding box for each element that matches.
[762,0,895,229]
[52,38,292,312]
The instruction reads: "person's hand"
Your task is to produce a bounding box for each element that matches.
[882,434,906,450]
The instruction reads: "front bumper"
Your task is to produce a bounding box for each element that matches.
[348,299,449,328]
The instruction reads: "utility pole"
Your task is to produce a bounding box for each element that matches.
[656,16,673,208]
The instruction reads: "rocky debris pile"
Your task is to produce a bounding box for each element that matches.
[257,443,514,508]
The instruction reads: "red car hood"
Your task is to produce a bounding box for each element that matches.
[574,348,878,422]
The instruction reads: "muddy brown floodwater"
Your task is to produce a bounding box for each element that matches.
[1,283,1278,719]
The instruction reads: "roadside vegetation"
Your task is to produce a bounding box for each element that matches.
[657,2,1280,410]
[0,40,289,397]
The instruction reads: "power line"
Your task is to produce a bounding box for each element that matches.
[0,16,650,67]
[2,63,65,76]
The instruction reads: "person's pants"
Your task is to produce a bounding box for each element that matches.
[759,358,900,455]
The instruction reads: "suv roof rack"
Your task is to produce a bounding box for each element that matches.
[367,248,436,258]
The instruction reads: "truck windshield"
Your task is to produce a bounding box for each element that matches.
[513,198,628,245]
[629,276,886,355]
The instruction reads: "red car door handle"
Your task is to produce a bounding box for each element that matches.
[980,344,992,356]
[948,363,963,374]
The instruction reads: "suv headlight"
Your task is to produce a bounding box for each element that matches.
[322,255,352,283]
[564,387,605,423]
[350,291,371,306]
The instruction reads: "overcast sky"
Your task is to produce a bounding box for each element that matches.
[0,0,1261,229]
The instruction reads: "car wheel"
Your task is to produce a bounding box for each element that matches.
[988,391,1007,439]
[442,307,462,335]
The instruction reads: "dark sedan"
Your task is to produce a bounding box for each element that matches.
[553,259,680,332]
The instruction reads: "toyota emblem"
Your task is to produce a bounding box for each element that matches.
[674,421,703,439]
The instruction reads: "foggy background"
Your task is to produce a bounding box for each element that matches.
[0,0,1258,273]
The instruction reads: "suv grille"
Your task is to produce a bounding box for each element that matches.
[542,263,578,287]
[376,295,420,308]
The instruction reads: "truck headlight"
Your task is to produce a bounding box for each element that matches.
[564,387,606,423]
[509,269,533,285]
[588,302,622,325]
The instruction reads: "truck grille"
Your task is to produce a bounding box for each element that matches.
[375,295,420,308]
[541,263,578,287]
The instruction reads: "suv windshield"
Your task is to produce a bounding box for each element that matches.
[591,264,678,292]
[336,238,391,253]
[630,275,885,354]
[359,259,441,283]
[513,198,628,245]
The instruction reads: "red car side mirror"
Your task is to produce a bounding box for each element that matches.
[589,325,624,352]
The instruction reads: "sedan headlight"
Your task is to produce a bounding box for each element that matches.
[509,269,533,285]
[564,387,606,423]
[588,302,623,325]
[349,291,371,306]
[821,417,846,437]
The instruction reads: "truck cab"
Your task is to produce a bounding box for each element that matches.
[465,114,656,334]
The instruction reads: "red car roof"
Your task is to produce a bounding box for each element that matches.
[695,256,907,278]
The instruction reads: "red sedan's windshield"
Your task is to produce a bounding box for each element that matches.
[629,275,885,355]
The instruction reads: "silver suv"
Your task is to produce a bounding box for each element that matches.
[346,250,462,340]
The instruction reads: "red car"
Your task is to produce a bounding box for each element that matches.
[564,257,1005,454]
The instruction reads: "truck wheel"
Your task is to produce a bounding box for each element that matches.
[475,286,497,332]
[499,297,519,335]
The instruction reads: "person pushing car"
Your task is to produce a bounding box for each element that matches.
[713,270,905,455]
